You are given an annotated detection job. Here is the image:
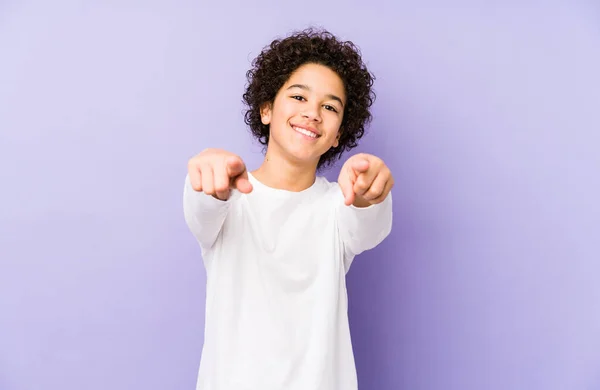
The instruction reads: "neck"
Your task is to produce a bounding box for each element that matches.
[251,153,318,192]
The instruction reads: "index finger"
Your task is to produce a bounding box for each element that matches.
[351,158,369,174]
[226,156,247,178]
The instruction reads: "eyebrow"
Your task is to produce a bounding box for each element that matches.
[286,84,345,107]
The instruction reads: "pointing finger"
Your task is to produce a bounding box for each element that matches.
[226,156,247,178]
[351,158,369,174]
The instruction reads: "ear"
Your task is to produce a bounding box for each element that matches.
[260,102,272,125]
[333,127,342,148]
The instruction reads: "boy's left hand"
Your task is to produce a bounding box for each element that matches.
[338,153,394,207]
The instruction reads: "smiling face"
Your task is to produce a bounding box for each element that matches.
[260,63,346,168]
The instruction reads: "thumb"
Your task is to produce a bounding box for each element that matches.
[226,156,246,178]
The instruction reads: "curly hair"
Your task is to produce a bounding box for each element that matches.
[242,28,376,170]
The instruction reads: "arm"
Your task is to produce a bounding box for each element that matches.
[183,149,253,253]
[337,191,393,256]
[337,153,395,256]
[183,173,238,253]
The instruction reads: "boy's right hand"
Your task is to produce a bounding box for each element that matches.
[187,148,253,200]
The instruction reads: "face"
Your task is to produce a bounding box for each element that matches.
[260,63,346,168]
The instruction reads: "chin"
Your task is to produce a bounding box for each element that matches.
[287,149,321,166]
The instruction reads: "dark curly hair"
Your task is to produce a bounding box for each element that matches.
[242,28,376,170]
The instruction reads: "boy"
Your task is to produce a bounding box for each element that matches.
[183,28,393,390]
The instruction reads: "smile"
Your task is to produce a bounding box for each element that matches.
[292,125,320,139]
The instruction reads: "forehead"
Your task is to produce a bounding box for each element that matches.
[285,63,345,99]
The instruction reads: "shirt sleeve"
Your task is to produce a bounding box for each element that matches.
[336,190,393,258]
[182,173,239,253]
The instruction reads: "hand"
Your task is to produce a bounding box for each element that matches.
[338,153,394,207]
[187,148,253,200]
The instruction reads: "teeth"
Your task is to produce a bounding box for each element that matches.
[293,126,318,138]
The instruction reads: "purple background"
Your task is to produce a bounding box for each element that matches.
[1,2,599,390]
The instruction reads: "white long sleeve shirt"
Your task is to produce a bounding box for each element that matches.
[183,172,393,390]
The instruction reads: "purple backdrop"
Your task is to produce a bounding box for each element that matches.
[1,2,599,390]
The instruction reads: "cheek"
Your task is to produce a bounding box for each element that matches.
[327,116,343,136]
[272,104,294,124]
[326,128,341,148]
[330,110,343,125]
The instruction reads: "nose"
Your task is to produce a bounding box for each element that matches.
[302,103,322,123]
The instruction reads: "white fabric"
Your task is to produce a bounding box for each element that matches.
[183,172,393,390]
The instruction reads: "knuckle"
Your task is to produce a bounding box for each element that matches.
[368,186,382,196]
[189,158,206,172]
[187,159,198,170]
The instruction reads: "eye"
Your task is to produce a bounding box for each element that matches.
[324,104,338,113]
[291,95,306,101]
